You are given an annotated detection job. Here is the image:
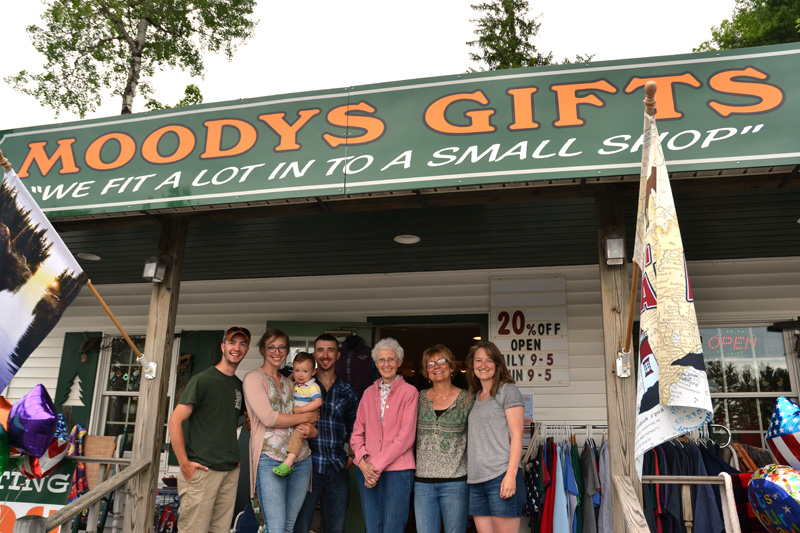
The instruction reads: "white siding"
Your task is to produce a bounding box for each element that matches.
[7,257,800,432]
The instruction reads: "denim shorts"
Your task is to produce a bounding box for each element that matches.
[468,469,525,517]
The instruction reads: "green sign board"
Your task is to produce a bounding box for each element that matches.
[2,43,799,217]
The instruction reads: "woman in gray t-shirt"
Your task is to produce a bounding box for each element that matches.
[466,341,525,532]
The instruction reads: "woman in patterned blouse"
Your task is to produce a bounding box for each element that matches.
[243,329,319,532]
[414,344,474,533]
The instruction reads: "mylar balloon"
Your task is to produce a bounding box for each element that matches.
[0,396,12,430]
[0,425,9,475]
[748,464,800,533]
[7,384,57,458]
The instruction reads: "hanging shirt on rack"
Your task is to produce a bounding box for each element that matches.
[553,442,570,532]
[687,444,725,533]
[570,441,583,533]
[540,442,556,533]
[563,443,580,533]
[659,442,686,533]
[597,440,612,533]
[580,441,600,533]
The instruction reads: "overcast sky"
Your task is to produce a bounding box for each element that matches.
[1,0,736,131]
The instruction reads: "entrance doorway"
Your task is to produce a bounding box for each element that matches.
[370,314,487,391]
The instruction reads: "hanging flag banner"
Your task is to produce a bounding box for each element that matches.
[633,111,712,475]
[0,165,88,391]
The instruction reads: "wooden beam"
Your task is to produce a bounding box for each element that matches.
[596,186,640,532]
[122,216,188,533]
[611,475,649,533]
[12,517,45,533]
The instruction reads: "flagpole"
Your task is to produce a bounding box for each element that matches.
[0,149,10,172]
[624,81,657,354]
[85,280,144,359]
[85,280,158,379]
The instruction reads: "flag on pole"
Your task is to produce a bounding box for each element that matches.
[0,165,88,392]
[633,111,712,476]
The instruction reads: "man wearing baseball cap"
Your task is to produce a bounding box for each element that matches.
[168,326,250,532]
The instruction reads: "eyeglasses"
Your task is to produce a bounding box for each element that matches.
[426,358,449,369]
[377,357,398,365]
[266,345,289,353]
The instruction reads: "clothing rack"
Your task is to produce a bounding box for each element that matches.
[530,423,608,430]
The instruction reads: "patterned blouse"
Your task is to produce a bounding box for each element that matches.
[261,374,311,463]
[415,389,473,480]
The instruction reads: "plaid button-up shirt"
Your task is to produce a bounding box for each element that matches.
[308,375,359,474]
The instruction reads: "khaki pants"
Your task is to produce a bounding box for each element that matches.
[287,428,304,457]
[177,466,239,533]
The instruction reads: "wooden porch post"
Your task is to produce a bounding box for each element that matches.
[123,216,188,533]
[596,186,640,531]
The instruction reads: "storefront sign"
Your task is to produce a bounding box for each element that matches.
[490,275,569,386]
[0,461,73,532]
[2,43,799,217]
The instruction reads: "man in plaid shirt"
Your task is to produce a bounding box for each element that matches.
[294,333,359,533]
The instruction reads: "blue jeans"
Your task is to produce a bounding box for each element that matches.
[257,454,312,533]
[356,468,413,533]
[294,467,350,533]
[413,480,469,533]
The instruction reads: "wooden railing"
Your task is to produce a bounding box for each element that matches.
[12,459,149,533]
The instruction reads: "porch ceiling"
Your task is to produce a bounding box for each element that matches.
[55,172,800,285]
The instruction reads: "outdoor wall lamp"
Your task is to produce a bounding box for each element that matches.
[604,227,625,266]
[142,255,172,282]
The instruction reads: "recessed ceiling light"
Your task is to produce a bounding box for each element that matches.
[76,253,102,261]
[393,234,420,245]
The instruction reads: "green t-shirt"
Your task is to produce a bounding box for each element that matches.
[179,366,244,471]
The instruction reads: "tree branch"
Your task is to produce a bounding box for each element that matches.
[98,3,135,45]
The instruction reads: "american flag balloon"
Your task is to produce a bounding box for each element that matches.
[19,436,69,479]
[766,396,800,470]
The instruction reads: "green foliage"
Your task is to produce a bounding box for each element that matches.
[145,84,204,111]
[467,0,553,71]
[696,0,800,51]
[6,0,257,117]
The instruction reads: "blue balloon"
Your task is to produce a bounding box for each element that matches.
[748,464,800,533]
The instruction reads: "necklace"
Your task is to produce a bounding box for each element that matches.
[433,386,455,402]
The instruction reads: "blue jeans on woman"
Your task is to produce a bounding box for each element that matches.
[356,468,413,533]
[413,479,469,533]
[257,454,312,533]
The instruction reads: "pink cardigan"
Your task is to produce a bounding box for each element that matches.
[350,375,418,472]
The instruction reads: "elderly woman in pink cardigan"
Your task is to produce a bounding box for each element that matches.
[351,337,419,533]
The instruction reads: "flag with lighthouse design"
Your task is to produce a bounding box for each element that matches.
[633,112,713,476]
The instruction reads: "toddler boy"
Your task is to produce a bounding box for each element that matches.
[273,352,322,476]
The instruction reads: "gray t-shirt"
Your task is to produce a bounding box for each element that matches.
[467,383,524,484]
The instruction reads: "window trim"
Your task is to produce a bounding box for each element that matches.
[89,332,180,470]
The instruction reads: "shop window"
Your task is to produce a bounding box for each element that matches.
[91,335,177,466]
[702,326,798,447]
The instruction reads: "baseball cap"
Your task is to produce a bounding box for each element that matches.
[223,326,251,344]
